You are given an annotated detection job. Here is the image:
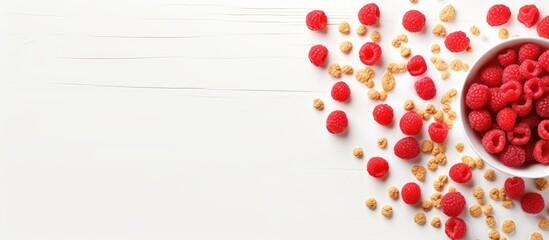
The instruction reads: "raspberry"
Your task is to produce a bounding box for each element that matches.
[373,104,393,126]
[496,107,517,131]
[519,113,541,129]
[525,140,538,163]
[487,88,509,113]
[308,45,328,67]
[407,55,427,76]
[366,157,389,178]
[394,137,420,160]
[359,42,382,65]
[402,10,425,33]
[465,83,490,110]
[521,192,545,214]
[543,76,549,92]
[537,16,549,39]
[480,65,503,87]
[441,192,466,217]
[486,4,511,26]
[444,31,470,53]
[399,111,423,135]
[331,81,351,102]
[520,60,542,79]
[326,110,348,134]
[306,10,328,31]
[449,163,472,184]
[498,49,518,67]
[502,64,524,84]
[539,50,549,71]
[445,217,467,240]
[500,80,522,102]
[358,3,380,26]
[507,122,532,145]
[401,182,421,204]
[482,129,506,153]
[538,120,549,139]
[429,122,448,143]
[414,77,436,100]
[518,5,539,28]
[500,145,526,167]
[504,177,525,199]
[534,139,549,163]
[511,94,533,117]
[524,77,545,99]
[519,43,541,64]
[468,110,492,132]
[536,94,549,118]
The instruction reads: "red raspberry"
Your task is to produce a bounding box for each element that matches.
[445,217,467,240]
[542,76,549,92]
[487,88,509,113]
[496,107,517,131]
[399,111,423,135]
[536,94,549,118]
[449,163,472,184]
[525,140,538,163]
[482,129,506,153]
[521,192,545,214]
[308,45,328,67]
[511,95,533,117]
[519,43,542,64]
[537,16,549,39]
[401,182,421,204]
[441,192,466,217]
[331,81,351,102]
[394,137,420,160]
[444,31,470,53]
[468,110,492,132]
[429,122,448,143]
[502,64,524,84]
[518,5,539,28]
[414,77,436,100]
[402,10,425,33]
[539,50,549,71]
[407,55,427,76]
[501,145,526,167]
[519,113,541,129]
[507,122,532,145]
[538,120,549,139]
[520,60,542,79]
[306,10,328,31]
[524,77,545,99]
[326,110,348,134]
[358,3,380,26]
[534,139,549,163]
[465,83,490,110]
[504,177,525,199]
[498,49,518,67]
[359,42,382,65]
[486,4,511,26]
[480,65,503,87]
[366,157,389,178]
[372,104,393,126]
[500,80,523,102]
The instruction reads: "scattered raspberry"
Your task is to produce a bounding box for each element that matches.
[468,110,492,132]
[501,145,526,167]
[407,55,427,76]
[429,122,448,143]
[521,192,545,214]
[539,120,549,139]
[441,192,466,217]
[482,129,506,153]
[534,139,549,163]
[507,122,532,145]
[399,111,423,135]
[445,217,467,240]
[524,77,546,99]
[449,163,472,184]
[359,42,382,65]
[326,110,348,134]
[402,10,426,33]
[539,50,549,71]
[502,64,524,84]
[519,43,542,64]
[500,80,523,102]
[358,3,380,26]
[414,77,436,100]
[498,49,518,67]
[487,88,509,113]
[518,5,540,28]
[444,31,470,53]
[373,104,394,126]
[394,137,420,160]
[306,10,328,31]
[331,81,351,102]
[466,83,490,110]
[367,157,389,178]
[401,182,421,204]
[536,94,549,118]
[308,45,328,67]
[486,4,511,26]
[496,107,517,131]
[480,65,503,87]
[520,60,543,79]
[504,177,525,199]
[537,16,549,39]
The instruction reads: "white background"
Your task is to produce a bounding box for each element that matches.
[0,0,548,239]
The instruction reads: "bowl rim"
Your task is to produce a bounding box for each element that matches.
[460,36,549,178]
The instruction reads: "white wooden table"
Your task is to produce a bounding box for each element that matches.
[1,0,548,239]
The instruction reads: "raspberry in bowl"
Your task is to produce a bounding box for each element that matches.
[460,37,549,178]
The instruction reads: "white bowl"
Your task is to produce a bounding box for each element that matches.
[460,37,549,178]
